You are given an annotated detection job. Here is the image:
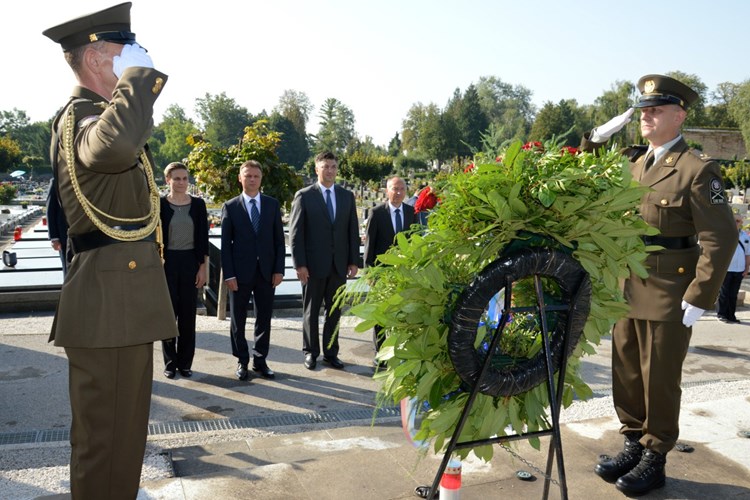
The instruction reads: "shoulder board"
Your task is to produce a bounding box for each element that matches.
[622,145,648,161]
[67,99,106,120]
[688,149,712,162]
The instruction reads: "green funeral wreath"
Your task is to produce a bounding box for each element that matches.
[342,139,658,462]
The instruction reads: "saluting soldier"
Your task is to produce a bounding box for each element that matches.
[43,3,178,498]
[580,75,736,496]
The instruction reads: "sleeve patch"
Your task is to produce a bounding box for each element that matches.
[710,177,726,205]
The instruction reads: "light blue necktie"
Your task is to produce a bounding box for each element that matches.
[250,198,260,234]
[395,208,402,233]
[325,189,334,221]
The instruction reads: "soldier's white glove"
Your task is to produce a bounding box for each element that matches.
[681,300,705,327]
[591,108,635,143]
[113,43,153,79]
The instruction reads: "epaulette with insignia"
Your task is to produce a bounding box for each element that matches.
[689,149,712,162]
[622,145,648,162]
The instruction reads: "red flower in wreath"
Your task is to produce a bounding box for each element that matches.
[414,187,438,213]
[463,163,475,173]
[522,141,543,151]
[561,146,579,155]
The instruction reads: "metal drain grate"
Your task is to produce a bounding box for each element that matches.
[0,406,401,446]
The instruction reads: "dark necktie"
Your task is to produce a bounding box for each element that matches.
[643,151,655,172]
[250,198,260,234]
[326,189,335,221]
[395,208,402,233]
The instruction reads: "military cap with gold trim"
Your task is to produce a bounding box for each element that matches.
[42,2,138,51]
[634,74,699,109]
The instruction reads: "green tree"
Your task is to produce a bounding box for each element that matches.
[476,76,535,142]
[150,104,200,171]
[387,133,402,157]
[0,135,23,173]
[445,84,489,157]
[0,109,52,167]
[271,90,312,169]
[666,71,708,127]
[340,150,393,188]
[194,92,252,149]
[269,111,309,170]
[706,82,739,128]
[187,119,302,209]
[0,183,18,204]
[314,98,355,155]
[529,99,587,146]
[420,106,457,165]
[592,80,638,144]
[729,79,750,157]
[401,103,429,153]
[724,160,750,190]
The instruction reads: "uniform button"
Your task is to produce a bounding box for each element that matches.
[152,77,164,94]
[678,267,685,274]
[128,260,137,270]
[661,199,668,206]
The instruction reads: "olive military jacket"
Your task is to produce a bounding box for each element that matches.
[581,135,735,321]
[50,67,178,348]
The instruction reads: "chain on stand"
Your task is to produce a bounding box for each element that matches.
[500,443,560,486]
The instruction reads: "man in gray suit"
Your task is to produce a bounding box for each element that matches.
[290,151,360,370]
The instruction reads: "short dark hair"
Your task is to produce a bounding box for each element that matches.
[240,160,263,173]
[164,162,188,179]
[314,151,338,164]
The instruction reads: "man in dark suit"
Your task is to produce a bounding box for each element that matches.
[364,176,414,359]
[290,151,359,370]
[221,160,285,380]
[43,3,178,497]
[46,178,69,275]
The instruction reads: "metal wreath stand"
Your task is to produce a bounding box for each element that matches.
[423,246,592,500]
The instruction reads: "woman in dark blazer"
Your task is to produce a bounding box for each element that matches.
[160,162,209,379]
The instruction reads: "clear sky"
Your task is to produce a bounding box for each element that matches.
[2,0,748,146]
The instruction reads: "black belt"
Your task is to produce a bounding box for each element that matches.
[642,235,697,249]
[69,226,155,254]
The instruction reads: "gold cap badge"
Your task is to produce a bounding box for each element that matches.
[152,77,164,95]
[644,80,655,93]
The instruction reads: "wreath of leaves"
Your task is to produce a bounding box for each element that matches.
[343,139,657,461]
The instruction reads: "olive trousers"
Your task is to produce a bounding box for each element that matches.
[612,318,691,454]
[66,343,153,499]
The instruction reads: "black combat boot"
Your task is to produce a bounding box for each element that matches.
[594,432,644,483]
[615,449,666,495]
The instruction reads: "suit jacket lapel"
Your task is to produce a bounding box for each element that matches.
[381,203,396,241]
[312,184,333,224]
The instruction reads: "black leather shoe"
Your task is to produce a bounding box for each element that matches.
[163,368,176,379]
[304,353,317,370]
[595,432,644,483]
[615,449,666,495]
[252,365,275,379]
[178,369,193,378]
[236,363,249,380]
[323,356,345,369]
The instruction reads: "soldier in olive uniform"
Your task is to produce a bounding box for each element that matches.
[581,75,736,496]
[43,3,178,497]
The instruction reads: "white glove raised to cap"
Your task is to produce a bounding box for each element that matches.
[591,108,635,143]
[112,43,154,79]
[681,300,705,327]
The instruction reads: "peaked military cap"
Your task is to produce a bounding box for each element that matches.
[43,2,137,51]
[634,74,699,109]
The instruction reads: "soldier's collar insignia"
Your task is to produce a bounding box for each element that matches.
[710,177,726,205]
[665,156,674,164]
[644,80,656,93]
